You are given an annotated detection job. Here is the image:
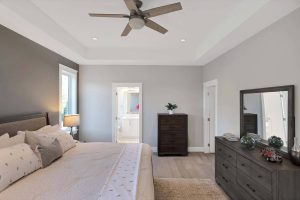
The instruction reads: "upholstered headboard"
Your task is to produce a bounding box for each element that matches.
[0,113,49,137]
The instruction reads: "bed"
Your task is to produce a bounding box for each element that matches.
[0,113,154,200]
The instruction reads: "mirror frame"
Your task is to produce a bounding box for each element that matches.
[240,85,295,157]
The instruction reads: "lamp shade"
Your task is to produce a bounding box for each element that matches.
[63,114,80,127]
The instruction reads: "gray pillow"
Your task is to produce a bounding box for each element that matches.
[37,138,63,167]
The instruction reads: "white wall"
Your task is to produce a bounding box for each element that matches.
[203,8,300,138]
[79,66,203,148]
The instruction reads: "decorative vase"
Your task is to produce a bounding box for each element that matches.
[291,137,300,165]
[240,135,256,150]
[291,150,300,166]
[268,136,284,149]
[168,110,174,115]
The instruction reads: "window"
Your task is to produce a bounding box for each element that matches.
[59,64,78,127]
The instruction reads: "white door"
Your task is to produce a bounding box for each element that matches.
[112,83,143,143]
[204,80,218,153]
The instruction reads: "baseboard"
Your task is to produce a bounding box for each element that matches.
[151,147,205,153]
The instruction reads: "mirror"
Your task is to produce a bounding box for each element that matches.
[240,86,295,155]
[127,92,139,114]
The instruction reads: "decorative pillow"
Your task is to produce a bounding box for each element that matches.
[0,132,25,149]
[55,131,76,153]
[0,133,9,141]
[0,143,41,192]
[36,131,76,153]
[37,138,63,168]
[37,125,60,133]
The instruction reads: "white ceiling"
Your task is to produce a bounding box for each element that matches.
[0,0,299,66]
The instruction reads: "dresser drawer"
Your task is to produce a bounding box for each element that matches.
[237,155,272,191]
[237,171,272,200]
[216,171,250,200]
[160,134,186,145]
[216,155,236,177]
[216,141,236,167]
[158,145,187,155]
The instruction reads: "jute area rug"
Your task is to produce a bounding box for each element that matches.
[154,178,229,200]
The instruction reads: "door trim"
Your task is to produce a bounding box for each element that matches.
[112,83,143,143]
[203,79,218,153]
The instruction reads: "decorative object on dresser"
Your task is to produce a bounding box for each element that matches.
[158,114,187,156]
[240,85,295,158]
[165,103,178,115]
[261,147,283,163]
[291,137,300,165]
[215,137,300,200]
[63,114,80,139]
[268,136,284,149]
[240,135,256,150]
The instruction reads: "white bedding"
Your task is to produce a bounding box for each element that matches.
[0,142,154,200]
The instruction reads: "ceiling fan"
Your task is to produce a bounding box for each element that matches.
[89,0,183,36]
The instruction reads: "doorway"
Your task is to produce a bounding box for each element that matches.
[112,83,143,143]
[203,80,218,153]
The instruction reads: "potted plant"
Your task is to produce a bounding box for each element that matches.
[165,103,178,115]
[268,136,284,149]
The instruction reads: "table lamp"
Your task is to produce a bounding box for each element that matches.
[63,114,80,136]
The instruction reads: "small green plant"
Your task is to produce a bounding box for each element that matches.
[165,103,178,111]
[268,136,284,149]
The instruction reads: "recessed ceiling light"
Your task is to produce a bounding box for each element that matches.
[180,39,186,42]
[91,37,98,41]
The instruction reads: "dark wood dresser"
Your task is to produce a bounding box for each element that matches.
[215,137,300,200]
[158,114,188,156]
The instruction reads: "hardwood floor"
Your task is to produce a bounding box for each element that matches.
[152,153,215,180]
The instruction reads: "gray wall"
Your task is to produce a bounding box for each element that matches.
[0,25,79,124]
[203,8,300,138]
[79,66,203,148]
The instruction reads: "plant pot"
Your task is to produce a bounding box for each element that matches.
[168,110,174,115]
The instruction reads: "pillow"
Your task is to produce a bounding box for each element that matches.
[24,130,44,151]
[55,131,76,153]
[37,125,60,134]
[0,133,9,141]
[0,132,25,149]
[36,131,76,153]
[37,138,63,168]
[0,143,41,192]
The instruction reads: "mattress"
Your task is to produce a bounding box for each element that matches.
[0,142,154,200]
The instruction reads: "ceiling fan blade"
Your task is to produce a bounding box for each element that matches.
[89,13,130,18]
[121,23,132,36]
[145,19,168,34]
[143,2,182,18]
[123,0,138,12]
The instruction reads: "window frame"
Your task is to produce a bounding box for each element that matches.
[59,64,78,127]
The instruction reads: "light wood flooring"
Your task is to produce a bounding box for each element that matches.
[152,153,215,180]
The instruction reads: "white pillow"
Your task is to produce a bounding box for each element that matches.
[37,125,60,133]
[0,143,41,192]
[0,133,9,141]
[36,130,75,153]
[0,132,25,149]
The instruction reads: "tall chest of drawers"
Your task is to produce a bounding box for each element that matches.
[158,114,188,156]
[215,137,300,200]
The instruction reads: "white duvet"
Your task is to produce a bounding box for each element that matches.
[0,142,154,200]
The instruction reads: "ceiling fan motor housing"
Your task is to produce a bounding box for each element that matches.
[129,16,145,30]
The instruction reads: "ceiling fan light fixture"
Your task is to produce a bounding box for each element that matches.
[129,16,145,30]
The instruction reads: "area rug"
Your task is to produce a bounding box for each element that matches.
[154,178,229,200]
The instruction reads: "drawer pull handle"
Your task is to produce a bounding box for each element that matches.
[257,175,263,178]
[222,176,228,183]
[222,163,228,169]
[228,155,232,158]
[246,184,256,193]
[218,148,222,151]
[241,163,246,167]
